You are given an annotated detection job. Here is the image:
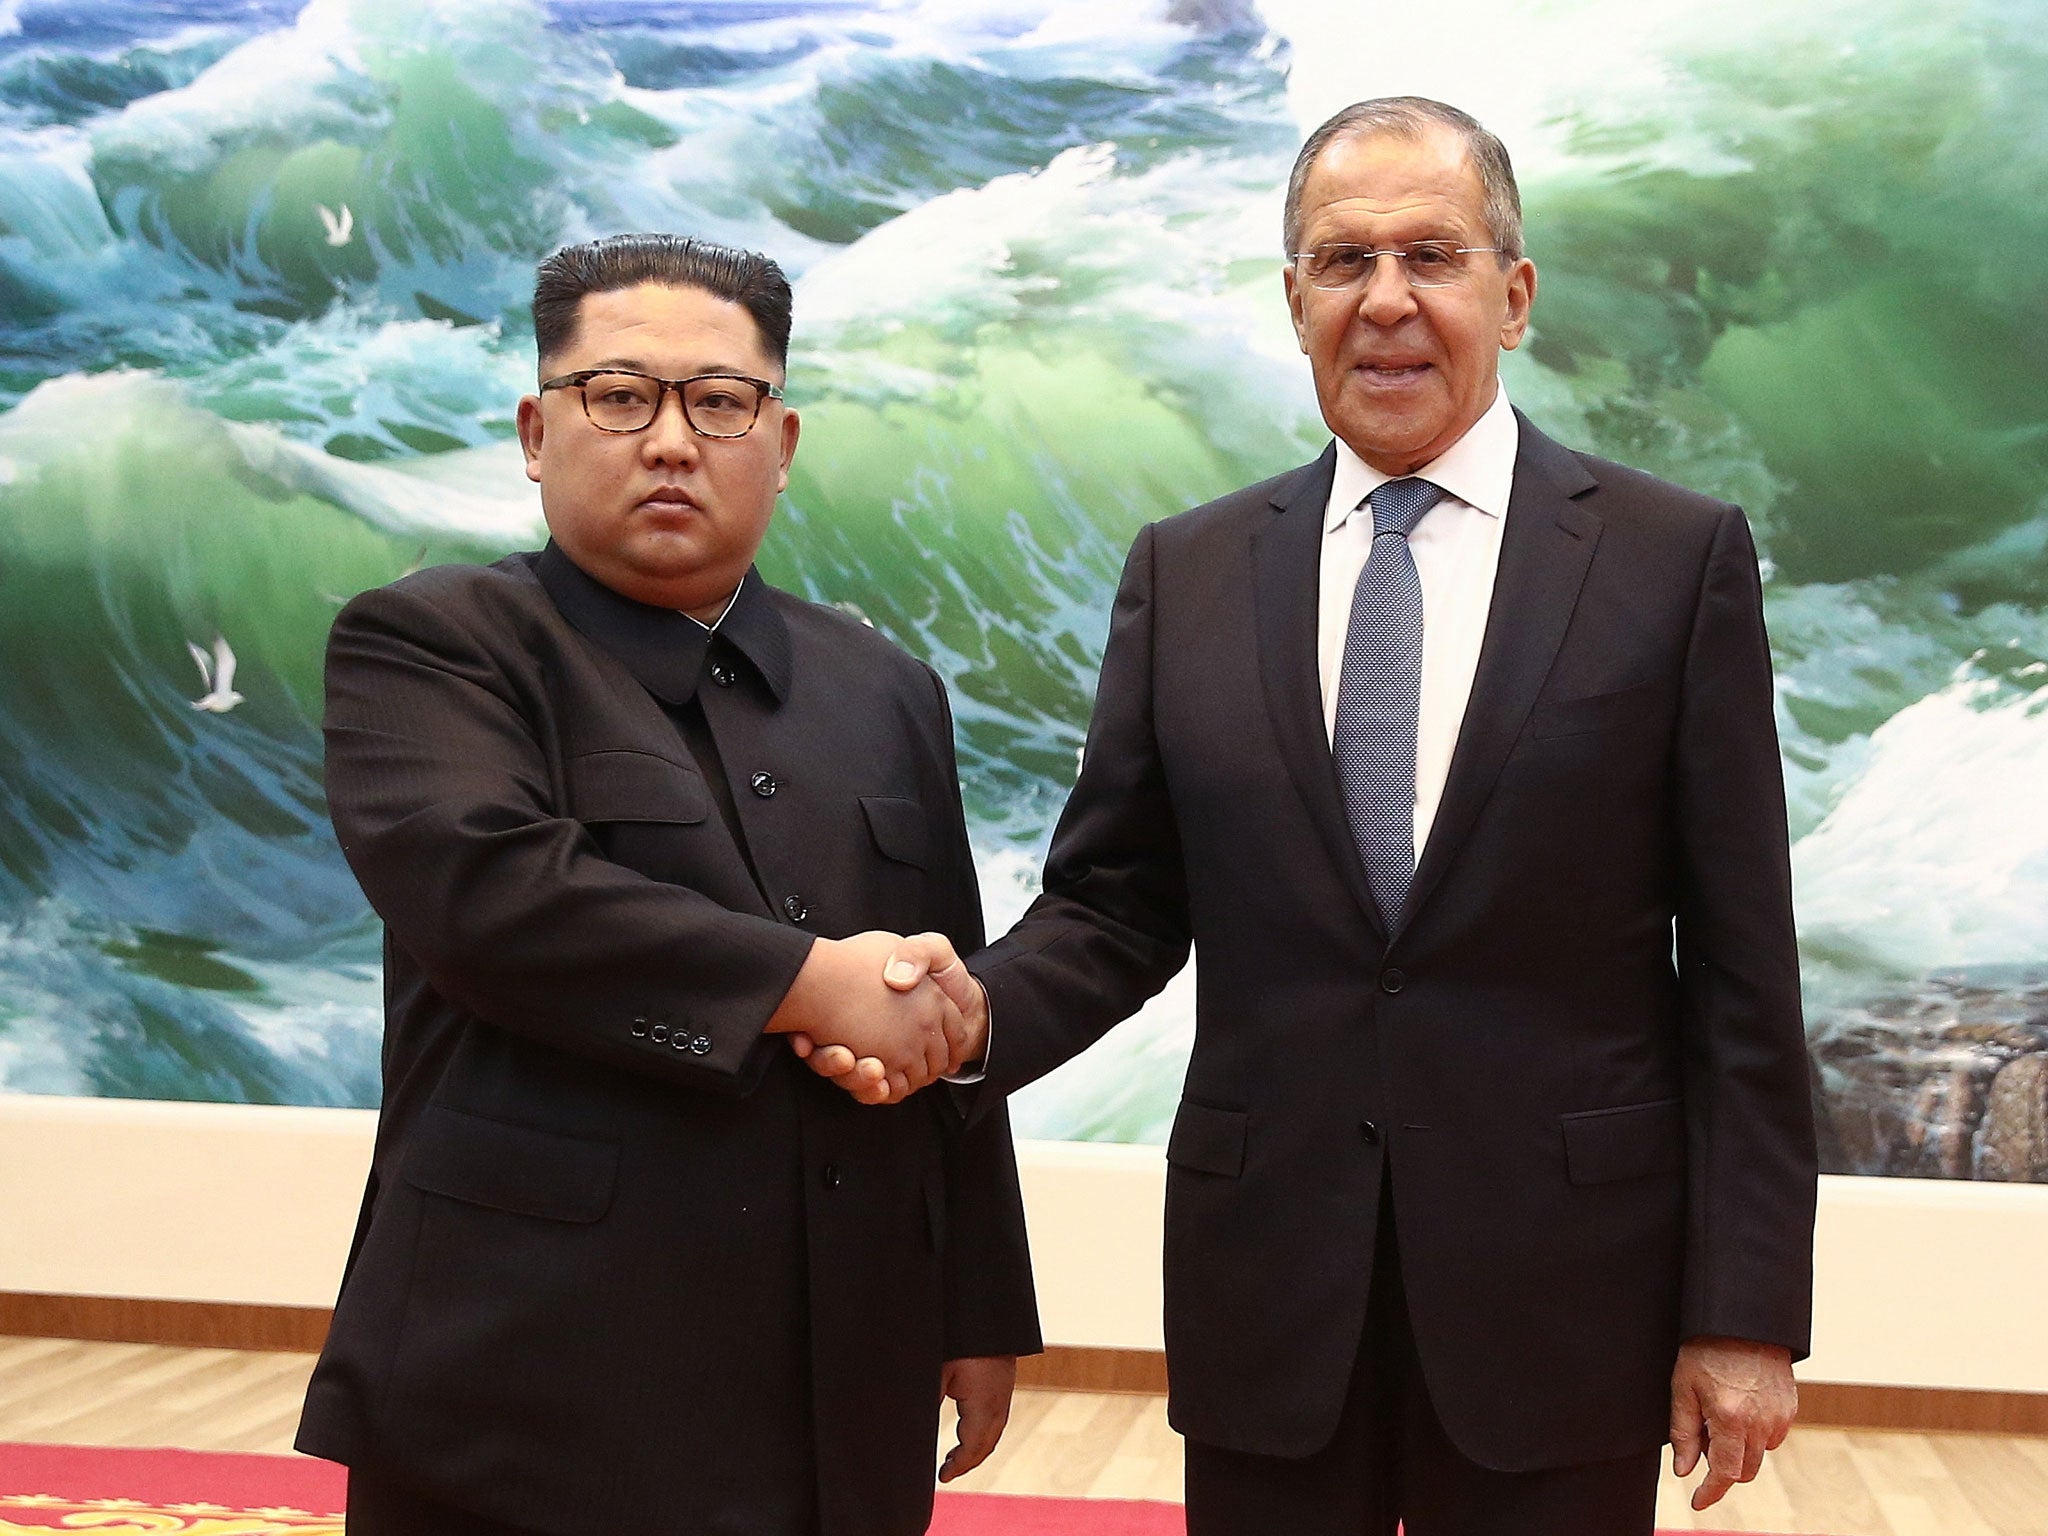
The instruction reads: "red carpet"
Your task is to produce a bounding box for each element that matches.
[0,1442,1802,1534]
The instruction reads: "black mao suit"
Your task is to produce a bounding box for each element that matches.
[296,546,1040,1536]
[968,415,1816,1475]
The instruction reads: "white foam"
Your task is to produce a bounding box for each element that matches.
[1793,675,2048,975]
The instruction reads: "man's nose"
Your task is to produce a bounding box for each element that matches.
[640,387,701,467]
[1356,252,1419,325]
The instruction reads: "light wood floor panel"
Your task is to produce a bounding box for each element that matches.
[5,1339,2047,1534]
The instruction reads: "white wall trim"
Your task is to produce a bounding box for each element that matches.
[2,1096,2042,1393]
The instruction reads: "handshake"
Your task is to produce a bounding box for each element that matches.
[766,931,985,1105]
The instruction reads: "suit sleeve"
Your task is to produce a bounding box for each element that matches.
[1671,508,1819,1357]
[919,665,1043,1359]
[322,581,814,1094]
[968,521,1194,1101]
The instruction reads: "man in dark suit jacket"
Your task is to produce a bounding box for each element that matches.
[823,98,1818,1534]
[296,234,1040,1536]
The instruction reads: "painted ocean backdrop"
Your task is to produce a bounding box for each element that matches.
[0,0,2043,1178]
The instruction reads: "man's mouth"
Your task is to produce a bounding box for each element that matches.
[637,487,699,512]
[1356,361,1431,382]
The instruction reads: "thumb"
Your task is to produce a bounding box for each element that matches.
[882,931,963,995]
[1670,1383,1704,1479]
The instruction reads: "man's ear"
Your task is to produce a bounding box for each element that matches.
[515,394,545,484]
[1499,258,1537,351]
[1283,262,1310,355]
[775,405,801,494]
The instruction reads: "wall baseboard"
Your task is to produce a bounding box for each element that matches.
[0,1292,331,1354]
[5,1292,2040,1436]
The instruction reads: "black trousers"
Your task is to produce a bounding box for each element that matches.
[1184,1174,1662,1536]
[345,1465,548,1535]
[344,1464,827,1536]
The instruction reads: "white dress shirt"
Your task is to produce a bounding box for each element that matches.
[1317,384,1520,859]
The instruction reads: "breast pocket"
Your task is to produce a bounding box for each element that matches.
[1527,681,1662,740]
[566,749,713,880]
[860,795,931,868]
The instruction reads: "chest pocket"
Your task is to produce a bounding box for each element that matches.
[567,750,712,825]
[1526,681,1661,740]
[566,750,715,885]
[860,794,931,868]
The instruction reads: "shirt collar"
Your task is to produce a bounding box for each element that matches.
[535,541,792,706]
[1324,383,1519,533]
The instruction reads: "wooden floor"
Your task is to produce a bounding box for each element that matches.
[1,1336,2044,1534]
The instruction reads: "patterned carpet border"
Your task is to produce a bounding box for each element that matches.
[1,1442,1817,1534]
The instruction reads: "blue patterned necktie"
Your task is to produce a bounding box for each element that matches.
[1333,476,1444,928]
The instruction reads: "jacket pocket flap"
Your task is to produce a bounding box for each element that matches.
[1529,682,1659,739]
[861,795,931,868]
[568,750,711,825]
[1167,1099,1248,1178]
[1561,1097,1684,1186]
[402,1105,619,1222]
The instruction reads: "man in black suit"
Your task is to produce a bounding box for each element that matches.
[296,234,1040,1536]
[821,98,1818,1534]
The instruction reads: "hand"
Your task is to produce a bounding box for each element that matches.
[938,1355,1017,1482]
[770,932,963,1100]
[1669,1335,1797,1510]
[797,932,988,1105]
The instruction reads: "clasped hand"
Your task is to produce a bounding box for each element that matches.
[771,930,986,1103]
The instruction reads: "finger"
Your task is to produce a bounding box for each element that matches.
[788,1032,814,1060]
[887,1070,911,1100]
[1692,1427,1744,1511]
[938,997,973,1074]
[1740,1423,1767,1484]
[803,1043,858,1077]
[921,942,979,1014]
[1669,1396,1702,1479]
[881,932,948,992]
[941,1399,1006,1482]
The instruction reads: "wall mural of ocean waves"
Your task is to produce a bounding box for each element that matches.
[0,0,2042,1179]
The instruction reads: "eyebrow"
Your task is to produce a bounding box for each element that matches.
[585,357,759,377]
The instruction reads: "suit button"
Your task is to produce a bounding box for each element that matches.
[671,1032,689,1051]
[690,1035,713,1056]
[1361,1120,1381,1145]
[709,662,736,687]
[750,771,779,798]
[650,1023,669,1044]
[1379,968,1407,994]
[630,1017,649,1038]
[821,1164,842,1190]
[783,895,809,922]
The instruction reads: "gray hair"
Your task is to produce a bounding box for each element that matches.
[1281,97,1523,262]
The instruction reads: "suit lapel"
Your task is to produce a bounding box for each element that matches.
[1251,445,1386,938]
[1401,414,1602,935]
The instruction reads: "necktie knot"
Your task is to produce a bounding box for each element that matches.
[1367,477,1443,539]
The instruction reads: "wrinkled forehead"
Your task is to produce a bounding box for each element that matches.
[1297,126,1489,239]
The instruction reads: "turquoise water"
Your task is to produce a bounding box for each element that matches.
[1,0,2043,1170]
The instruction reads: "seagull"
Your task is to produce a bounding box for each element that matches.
[187,635,245,713]
[316,203,354,246]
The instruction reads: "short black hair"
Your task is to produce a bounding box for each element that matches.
[1283,97,1523,261]
[532,234,793,371]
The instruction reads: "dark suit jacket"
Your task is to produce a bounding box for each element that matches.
[296,550,1039,1536]
[968,414,1816,1472]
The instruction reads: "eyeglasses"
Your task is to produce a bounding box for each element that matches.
[1291,242,1502,290]
[539,369,785,437]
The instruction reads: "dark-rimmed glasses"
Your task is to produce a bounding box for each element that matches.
[539,369,785,437]
[1291,242,1502,290]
